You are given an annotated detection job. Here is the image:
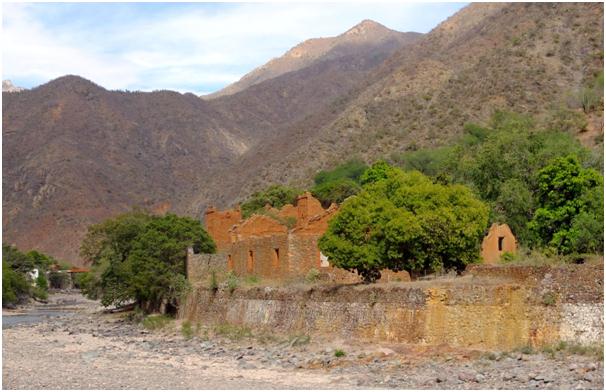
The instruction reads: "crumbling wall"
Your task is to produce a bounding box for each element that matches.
[481,223,517,263]
[204,207,241,250]
[186,248,227,284]
[227,234,289,278]
[180,263,603,351]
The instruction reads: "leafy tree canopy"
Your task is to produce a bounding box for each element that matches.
[312,178,361,207]
[313,159,368,186]
[80,211,215,312]
[2,244,55,306]
[529,155,603,254]
[319,166,489,282]
[387,110,600,247]
[240,184,302,218]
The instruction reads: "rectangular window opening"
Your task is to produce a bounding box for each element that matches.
[247,250,254,273]
[272,248,280,269]
[498,236,505,251]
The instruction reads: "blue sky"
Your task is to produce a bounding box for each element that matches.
[3,2,466,95]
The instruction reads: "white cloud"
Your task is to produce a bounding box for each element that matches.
[2,2,465,93]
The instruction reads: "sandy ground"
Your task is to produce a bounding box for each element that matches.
[2,292,604,389]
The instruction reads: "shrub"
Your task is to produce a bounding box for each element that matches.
[244,275,260,285]
[500,251,517,263]
[35,274,48,291]
[305,268,320,283]
[181,320,194,339]
[141,314,173,330]
[2,260,30,305]
[542,292,557,306]
[241,185,302,218]
[48,272,71,289]
[314,159,368,186]
[226,271,239,293]
[311,178,361,206]
[213,323,252,340]
[334,349,346,357]
[209,271,218,291]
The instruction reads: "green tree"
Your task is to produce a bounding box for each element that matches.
[493,179,535,244]
[529,155,603,254]
[319,168,489,282]
[314,159,368,186]
[359,160,399,186]
[240,185,302,218]
[311,178,361,206]
[80,212,216,312]
[2,260,30,305]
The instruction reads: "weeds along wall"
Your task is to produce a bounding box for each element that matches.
[179,263,603,351]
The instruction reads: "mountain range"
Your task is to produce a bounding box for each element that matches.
[2,3,603,265]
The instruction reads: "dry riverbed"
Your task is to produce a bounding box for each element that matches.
[2,292,604,389]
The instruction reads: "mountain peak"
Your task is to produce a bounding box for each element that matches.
[2,80,25,93]
[344,19,388,36]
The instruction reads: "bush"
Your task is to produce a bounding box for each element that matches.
[48,272,71,289]
[141,314,173,330]
[334,349,346,357]
[314,159,368,186]
[305,268,320,283]
[2,260,30,305]
[181,320,194,340]
[243,275,260,285]
[542,292,557,306]
[226,271,239,293]
[240,185,302,218]
[209,271,218,291]
[311,178,361,206]
[213,323,252,340]
[36,274,48,291]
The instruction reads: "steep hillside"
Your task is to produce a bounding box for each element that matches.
[2,21,421,265]
[192,2,603,213]
[2,76,251,263]
[205,20,420,98]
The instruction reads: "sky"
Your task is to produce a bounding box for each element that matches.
[2,2,467,95]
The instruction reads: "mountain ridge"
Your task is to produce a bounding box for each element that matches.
[204,19,421,99]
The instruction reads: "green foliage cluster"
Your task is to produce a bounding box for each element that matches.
[240,185,302,218]
[388,111,603,254]
[311,159,368,206]
[319,165,489,282]
[529,155,603,254]
[2,244,55,306]
[79,211,216,313]
[141,314,174,330]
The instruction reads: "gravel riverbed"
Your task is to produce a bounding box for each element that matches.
[2,293,603,389]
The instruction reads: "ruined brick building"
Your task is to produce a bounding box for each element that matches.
[203,192,409,282]
[199,192,516,282]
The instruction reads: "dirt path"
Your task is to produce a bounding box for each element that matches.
[2,293,603,389]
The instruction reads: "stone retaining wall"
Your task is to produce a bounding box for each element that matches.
[180,263,603,351]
